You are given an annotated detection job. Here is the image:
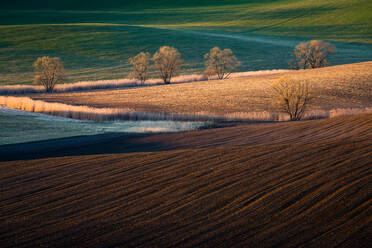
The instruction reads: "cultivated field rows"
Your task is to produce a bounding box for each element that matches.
[1,113,371,247]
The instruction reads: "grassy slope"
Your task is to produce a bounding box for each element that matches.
[1,0,371,41]
[0,0,371,85]
[1,113,371,247]
[1,0,253,10]
[143,0,372,42]
[32,62,372,116]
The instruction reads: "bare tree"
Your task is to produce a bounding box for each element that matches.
[152,46,182,84]
[290,40,336,70]
[271,76,312,121]
[128,52,151,84]
[204,47,241,79]
[33,56,66,92]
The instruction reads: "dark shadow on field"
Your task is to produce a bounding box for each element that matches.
[2,113,372,162]
[0,122,237,162]
[0,132,168,162]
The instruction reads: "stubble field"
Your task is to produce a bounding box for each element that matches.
[31,62,372,119]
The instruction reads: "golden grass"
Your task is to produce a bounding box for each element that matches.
[0,96,214,121]
[31,62,372,118]
[0,70,288,95]
[0,96,280,122]
[1,95,371,122]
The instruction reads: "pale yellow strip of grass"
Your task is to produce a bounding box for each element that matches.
[0,70,287,94]
[1,95,371,122]
[0,96,279,122]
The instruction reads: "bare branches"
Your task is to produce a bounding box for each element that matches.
[290,40,336,70]
[204,47,241,80]
[272,76,312,121]
[128,52,151,84]
[33,56,65,92]
[152,46,183,84]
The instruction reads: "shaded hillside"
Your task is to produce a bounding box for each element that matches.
[1,112,371,161]
[1,0,251,10]
[1,114,371,247]
[134,113,372,150]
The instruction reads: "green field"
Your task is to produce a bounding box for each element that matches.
[3,0,371,40]
[1,0,371,84]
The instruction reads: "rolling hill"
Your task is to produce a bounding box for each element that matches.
[2,0,252,10]
[0,0,371,85]
[1,113,371,247]
[1,1,371,247]
[30,62,372,118]
[2,0,371,41]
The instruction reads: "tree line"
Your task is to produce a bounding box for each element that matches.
[127,46,242,84]
[33,40,336,121]
[33,40,335,91]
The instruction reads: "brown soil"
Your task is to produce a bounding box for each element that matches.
[1,113,371,247]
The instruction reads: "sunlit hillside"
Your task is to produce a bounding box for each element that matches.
[31,62,372,119]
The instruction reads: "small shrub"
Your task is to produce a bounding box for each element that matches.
[271,76,312,121]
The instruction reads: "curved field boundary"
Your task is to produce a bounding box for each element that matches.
[1,96,372,123]
[0,70,289,95]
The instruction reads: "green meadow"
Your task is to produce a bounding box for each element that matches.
[1,0,371,84]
